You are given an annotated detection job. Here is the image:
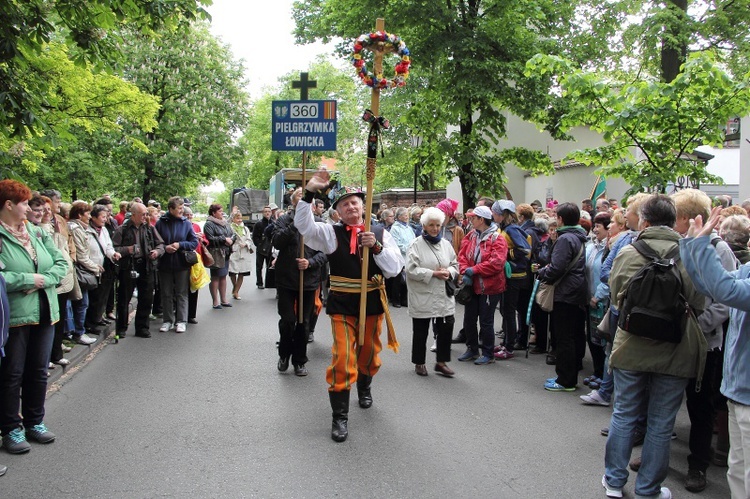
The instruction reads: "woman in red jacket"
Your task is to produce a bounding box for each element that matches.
[457,205,508,365]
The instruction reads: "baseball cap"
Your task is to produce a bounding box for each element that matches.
[492,199,516,215]
[472,206,492,220]
[267,203,279,211]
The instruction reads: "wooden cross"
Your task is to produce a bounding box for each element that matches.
[293,72,316,321]
[292,72,317,101]
[359,18,386,342]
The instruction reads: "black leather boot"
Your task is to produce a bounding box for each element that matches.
[357,372,373,409]
[329,391,349,442]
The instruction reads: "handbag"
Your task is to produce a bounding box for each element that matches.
[181,249,199,266]
[455,281,474,305]
[75,263,100,291]
[209,246,226,269]
[200,239,215,267]
[264,265,276,289]
[257,237,272,257]
[534,244,584,313]
[445,278,457,297]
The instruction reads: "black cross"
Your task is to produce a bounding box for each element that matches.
[292,72,317,101]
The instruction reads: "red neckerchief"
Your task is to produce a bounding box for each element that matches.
[345,224,365,255]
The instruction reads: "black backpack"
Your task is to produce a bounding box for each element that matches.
[617,240,689,343]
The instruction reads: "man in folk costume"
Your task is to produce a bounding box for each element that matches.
[295,172,404,442]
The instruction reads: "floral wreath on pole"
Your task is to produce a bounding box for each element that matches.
[351,31,411,89]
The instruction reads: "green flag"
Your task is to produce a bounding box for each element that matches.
[590,176,606,200]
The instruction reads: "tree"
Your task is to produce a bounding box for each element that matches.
[0,42,160,198]
[116,22,250,201]
[527,53,750,196]
[0,0,210,137]
[293,0,585,207]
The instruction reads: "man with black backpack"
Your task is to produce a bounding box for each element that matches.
[602,194,706,499]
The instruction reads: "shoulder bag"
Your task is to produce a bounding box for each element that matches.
[534,244,584,313]
[199,239,215,267]
[76,263,100,291]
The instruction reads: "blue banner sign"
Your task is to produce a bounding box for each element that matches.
[272,100,337,151]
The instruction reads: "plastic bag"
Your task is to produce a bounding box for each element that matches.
[190,253,210,292]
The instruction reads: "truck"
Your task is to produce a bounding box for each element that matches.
[230,187,269,229]
[269,168,341,212]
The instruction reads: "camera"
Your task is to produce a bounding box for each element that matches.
[130,270,140,279]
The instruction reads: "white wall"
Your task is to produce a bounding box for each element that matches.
[740,116,750,202]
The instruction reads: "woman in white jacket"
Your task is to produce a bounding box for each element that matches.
[405,207,460,377]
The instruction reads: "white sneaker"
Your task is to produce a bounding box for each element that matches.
[635,487,671,499]
[580,390,611,406]
[602,475,623,498]
[159,322,173,332]
[175,322,186,333]
[54,358,70,366]
[76,334,96,345]
[429,341,437,352]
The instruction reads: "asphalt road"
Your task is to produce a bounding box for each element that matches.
[1,284,732,498]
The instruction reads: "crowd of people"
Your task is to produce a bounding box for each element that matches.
[2,175,750,498]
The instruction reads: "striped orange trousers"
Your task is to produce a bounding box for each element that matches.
[327,314,384,392]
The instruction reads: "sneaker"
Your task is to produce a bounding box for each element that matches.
[25,423,55,444]
[429,341,437,352]
[54,358,70,366]
[493,347,514,360]
[2,428,31,454]
[602,475,623,498]
[159,322,173,333]
[685,469,706,492]
[277,356,290,372]
[149,314,157,320]
[61,344,72,353]
[294,364,308,377]
[75,334,96,345]
[457,349,479,362]
[635,487,671,499]
[474,355,495,365]
[580,390,610,406]
[48,362,55,369]
[106,312,117,320]
[544,379,575,392]
[175,322,186,333]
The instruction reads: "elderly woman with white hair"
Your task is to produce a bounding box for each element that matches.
[405,207,460,377]
[720,214,750,264]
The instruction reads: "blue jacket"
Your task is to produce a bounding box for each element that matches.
[681,235,750,405]
[155,214,198,271]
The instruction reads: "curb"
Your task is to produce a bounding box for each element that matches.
[47,303,135,391]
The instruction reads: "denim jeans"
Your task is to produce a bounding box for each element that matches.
[462,293,501,358]
[0,323,55,434]
[605,368,688,497]
[71,289,89,336]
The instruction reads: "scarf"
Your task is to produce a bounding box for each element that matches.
[1,219,36,262]
[345,224,365,255]
[422,232,442,245]
[207,215,227,227]
[557,224,585,233]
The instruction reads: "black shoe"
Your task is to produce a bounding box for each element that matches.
[277,356,289,372]
[116,330,127,338]
[188,318,198,324]
[545,354,557,365]
[451,330,466,344]
[329,391,349,443]
[97,319,111,326]
[294,364,308,376]
[135,330,151,338]
[257,284,264,289]
[685,469,707,492]
[512,342,527,350]
[357,373,373,409]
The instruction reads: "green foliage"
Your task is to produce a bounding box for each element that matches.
[116,22,250,201]
[293,0,578,207]
[0,0,210,137]
[526,52,750,196]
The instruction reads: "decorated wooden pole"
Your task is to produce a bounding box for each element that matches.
[292,73,317,323]
[352,19,411,342]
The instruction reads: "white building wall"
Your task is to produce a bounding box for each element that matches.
[740,116,750,202]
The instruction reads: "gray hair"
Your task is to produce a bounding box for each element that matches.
[420,207,445,226]
[533,213,550,232]
[720,215,750,247]
[395,207,408,219]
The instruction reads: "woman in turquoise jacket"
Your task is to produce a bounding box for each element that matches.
[0,179,67,455]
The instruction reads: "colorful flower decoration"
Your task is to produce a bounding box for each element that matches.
[351,31,411,89]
